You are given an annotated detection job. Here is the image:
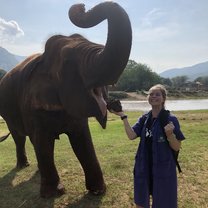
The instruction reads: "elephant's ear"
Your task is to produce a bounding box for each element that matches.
[58,62,107,128]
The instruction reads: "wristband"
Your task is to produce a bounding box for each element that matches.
[121,115,127,120]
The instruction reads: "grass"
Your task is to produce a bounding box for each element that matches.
[0,110,208,208]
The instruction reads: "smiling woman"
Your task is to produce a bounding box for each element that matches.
[147,84,167,108]
[109,84,185,208]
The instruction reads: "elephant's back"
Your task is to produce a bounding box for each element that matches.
[0,54,42,115]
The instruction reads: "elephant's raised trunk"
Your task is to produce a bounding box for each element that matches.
[69,2,132,88]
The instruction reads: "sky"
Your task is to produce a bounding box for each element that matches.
[0,0,208,73]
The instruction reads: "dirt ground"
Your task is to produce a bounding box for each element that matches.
[124,92,147,100]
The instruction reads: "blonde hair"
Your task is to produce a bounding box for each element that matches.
[148,84,167,106]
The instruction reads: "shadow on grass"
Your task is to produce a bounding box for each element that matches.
[0,168,104,208]
[66,192,104,208]
[0,168,55,208]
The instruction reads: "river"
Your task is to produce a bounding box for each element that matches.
[121,99,208,111]
[0,99,208,120]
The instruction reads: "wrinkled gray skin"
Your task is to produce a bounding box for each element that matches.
[0,2,132,198]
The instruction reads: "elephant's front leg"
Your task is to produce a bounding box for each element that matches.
[32,133,65,198]
[68,120,106,195]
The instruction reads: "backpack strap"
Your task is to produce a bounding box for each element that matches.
[139,109,182,173]
[139,111,151,127]
[159,109,182,173]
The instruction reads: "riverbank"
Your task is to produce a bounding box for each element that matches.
[121,99,208,111]
[122,91,208,101]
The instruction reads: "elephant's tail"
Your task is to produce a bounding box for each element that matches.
[0,132,10,142]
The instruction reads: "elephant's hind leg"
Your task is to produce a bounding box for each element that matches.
[10,130,29,169]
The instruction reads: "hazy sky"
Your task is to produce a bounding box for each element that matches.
[0,0,208,73]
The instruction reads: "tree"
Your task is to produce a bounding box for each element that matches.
[116,60,161,91]
[171,76,188,89]
[195,76,208,87]
[160,77,172,87]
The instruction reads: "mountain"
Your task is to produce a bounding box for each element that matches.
[0,47,26,71]
[1,46,207,81]
[159,61,208,81]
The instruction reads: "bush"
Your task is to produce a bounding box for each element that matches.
[108,91,128,100]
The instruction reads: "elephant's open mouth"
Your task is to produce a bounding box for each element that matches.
[91,88,107,117]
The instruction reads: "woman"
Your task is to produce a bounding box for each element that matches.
[110,84,185,208]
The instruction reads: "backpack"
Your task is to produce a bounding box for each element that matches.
[140,109,182,173]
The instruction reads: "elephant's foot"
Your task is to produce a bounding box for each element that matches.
[88,183,106,196]
[16,161,30,169]
[40,183,66,198]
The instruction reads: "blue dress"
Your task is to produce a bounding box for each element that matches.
[132,110,185,208]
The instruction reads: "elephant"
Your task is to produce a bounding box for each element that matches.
[0,2,132,198]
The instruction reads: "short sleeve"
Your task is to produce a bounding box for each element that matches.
[132,116,145,137]
[169,115,185,141]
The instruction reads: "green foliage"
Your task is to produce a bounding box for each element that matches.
[195,76,208,87]
[171,76,189,88]
[115,60,208,92]
[116,60,161,91]
[108,91,128,99]
[160,77,173,87]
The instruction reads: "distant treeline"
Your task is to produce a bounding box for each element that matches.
[114,60,208,92]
